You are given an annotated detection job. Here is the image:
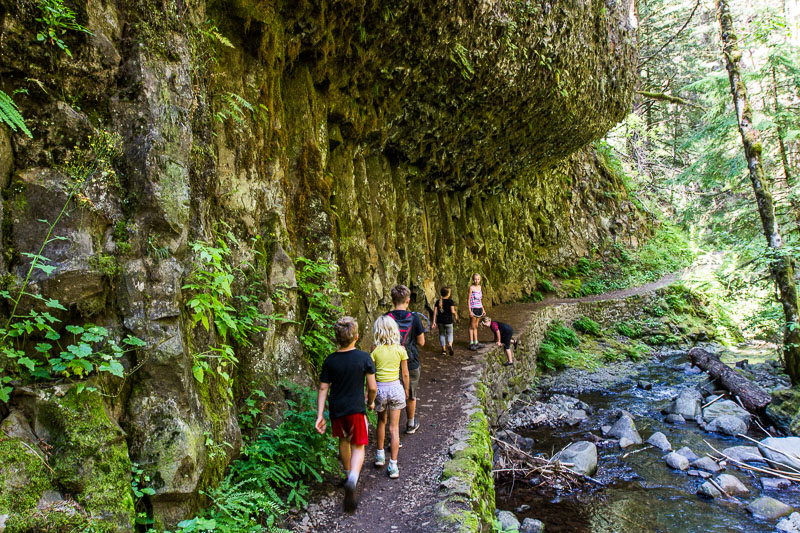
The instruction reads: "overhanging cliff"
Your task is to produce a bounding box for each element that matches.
[0,0,641,529]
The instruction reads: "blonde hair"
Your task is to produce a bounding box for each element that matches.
[480,316,492,327]
[472,273,481,285]
[373,315,401,346]
[334,316,359,347]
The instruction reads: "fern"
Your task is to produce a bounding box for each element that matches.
[0,90,32,138]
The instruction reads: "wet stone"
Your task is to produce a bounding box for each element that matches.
[747,496,794,520]
[699,481,721,498]
[665,414,686,424]
[520,518,545,533]
[646,431,672,452]
[665,452,690,471]
[676,447,699,462]
[688,469,712,479]
[777,512,800,533]
[722,446,765,465]
[706,415,748,436]
[692,456,723,473]
[762,477,792,491]
[497,510,521,531]
[715,474,749,495]
[759,437,800,471]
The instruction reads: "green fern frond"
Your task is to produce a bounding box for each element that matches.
[0,90,32,138]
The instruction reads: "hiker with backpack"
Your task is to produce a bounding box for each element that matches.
[386,285,426,434]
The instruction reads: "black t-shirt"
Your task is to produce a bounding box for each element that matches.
[319,349,376,420]
[435,298,456,325]
[387,310,425,371]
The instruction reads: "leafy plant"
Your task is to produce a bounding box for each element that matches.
[295,257,349,371]
[35,0,93,58]
[214,92,254,125]
[183,233,273,395]
[538,321,598,371]
[0,90,32,138]
[573,316,601,336]
[171,382,335,533]
[615,321,642,338]
[0,131,143,402]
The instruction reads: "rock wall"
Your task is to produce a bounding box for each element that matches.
[0,0,640,529]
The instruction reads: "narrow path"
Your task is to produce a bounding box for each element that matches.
[292,272,684,532]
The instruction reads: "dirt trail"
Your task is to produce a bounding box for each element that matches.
[291,272,684,532]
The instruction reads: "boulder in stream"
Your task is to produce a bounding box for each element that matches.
[497,510,521,531]
[607,415,642,444]
[688,469,712,479]
[520,518,545,533]
[664,389,703,419]
[722,446,765,465]
[646,432,672,452]
[777,511,800,533]
[758,437,800,472]
[747,496,794,520]
[703,399,751,425]
[665,414,686,424]
[676,447,699,462]
[665,452,690,471]
[706,415,748,436]
[554,441,598,476]
[715,473,749,495]
[699,481,721,498]
[692,456,723,473]
[762,477,792,491]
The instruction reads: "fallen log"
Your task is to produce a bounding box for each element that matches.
[689,347,771,412]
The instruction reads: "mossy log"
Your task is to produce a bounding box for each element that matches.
[689,347,771,412]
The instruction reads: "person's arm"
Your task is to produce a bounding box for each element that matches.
[494,325,502,345]
[468,287,475,317]
[366,374,377,410]
[451,304,458,322]
[315,383,330,434]
[432,305,438,328]
[400,359,410,399]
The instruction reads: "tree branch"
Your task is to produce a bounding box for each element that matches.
[638,0,702,68]
[637,90,699,108]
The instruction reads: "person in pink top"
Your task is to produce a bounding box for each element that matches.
[468,273,486,351]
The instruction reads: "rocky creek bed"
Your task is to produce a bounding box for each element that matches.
[495,345,800,533]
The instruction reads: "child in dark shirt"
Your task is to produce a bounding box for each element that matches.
[316,317,377,512]
[432,286,458,356]
[480,317,517,366]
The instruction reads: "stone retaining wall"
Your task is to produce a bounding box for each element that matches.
[434,292,665,531]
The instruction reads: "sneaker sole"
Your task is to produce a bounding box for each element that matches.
[374,460,385,467]
[406,424,420,434]
[389,472,399,479]
[343,480,357,513]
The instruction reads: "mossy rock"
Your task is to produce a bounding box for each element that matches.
[767,387,800,436]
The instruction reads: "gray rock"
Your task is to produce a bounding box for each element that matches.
[777,511,800,533]
[706,415,748,436]
[619,437,635,448]
[703,400,751,425]
[0,514,6,533]
[688,469,712,479]
[646,432,672,452]
[554,441,598,476]
[665,452,690,471]
[520,518,545,533]
[699,481,721,498]
[665,389,703,418]
[746,496,794,520]
[722,446,765,465]
[567,410,588,426]
[497,510,521,531]
[638,381,653,390]
[715,474,749,495]
[676,447,699,462]
[685,364,703,375]
[762,477,792,491]
[692,456,723,473]
[759,437,800,472]
[665,414,686,424]
[601,425,612,435]
[608,415,642,444]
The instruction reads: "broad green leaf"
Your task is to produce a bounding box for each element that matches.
[0,385,12,402]
[45,298,67,310]
[66,325,84,335]
[99,360,124,377]
[17,357,37,371]
[192,364,205,383]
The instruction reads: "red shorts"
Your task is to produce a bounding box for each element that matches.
[331,413,369,446]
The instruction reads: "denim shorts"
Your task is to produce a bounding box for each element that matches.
[375,380,406,412]
[438,323,454,345]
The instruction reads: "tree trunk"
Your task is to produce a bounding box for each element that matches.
[717,0,800,385]
[689,347,771,412]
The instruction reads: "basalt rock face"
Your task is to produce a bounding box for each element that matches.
[0,0,640,528]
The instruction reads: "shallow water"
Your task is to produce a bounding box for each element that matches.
[497,348,800,532]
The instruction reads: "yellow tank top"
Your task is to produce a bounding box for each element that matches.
[370,344,408,382]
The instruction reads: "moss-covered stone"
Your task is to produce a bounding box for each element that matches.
[767,387,800,436]
[0,438,54,516]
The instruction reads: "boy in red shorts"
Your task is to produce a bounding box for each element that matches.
[315,316,377,512]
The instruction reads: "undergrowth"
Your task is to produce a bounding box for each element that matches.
[538,321,597,371]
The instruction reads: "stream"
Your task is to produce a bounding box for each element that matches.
[497,345,800,532]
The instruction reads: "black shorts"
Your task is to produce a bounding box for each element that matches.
[500,331,513,349]
[471,307,484,317]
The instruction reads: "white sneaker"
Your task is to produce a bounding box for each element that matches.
[374,450,386,467]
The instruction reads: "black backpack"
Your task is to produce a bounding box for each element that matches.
[386,311,414,347]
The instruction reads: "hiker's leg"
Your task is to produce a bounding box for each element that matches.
[376,409,387,450]
[338,438,351,470]
[349,444,366,476]
[388,408,401,461]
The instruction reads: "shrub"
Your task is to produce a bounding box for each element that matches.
[562,279,582,297]
[615,321,642,338]
[538,321,597,371]
[573,316,601,336]
[538,279,555,293]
